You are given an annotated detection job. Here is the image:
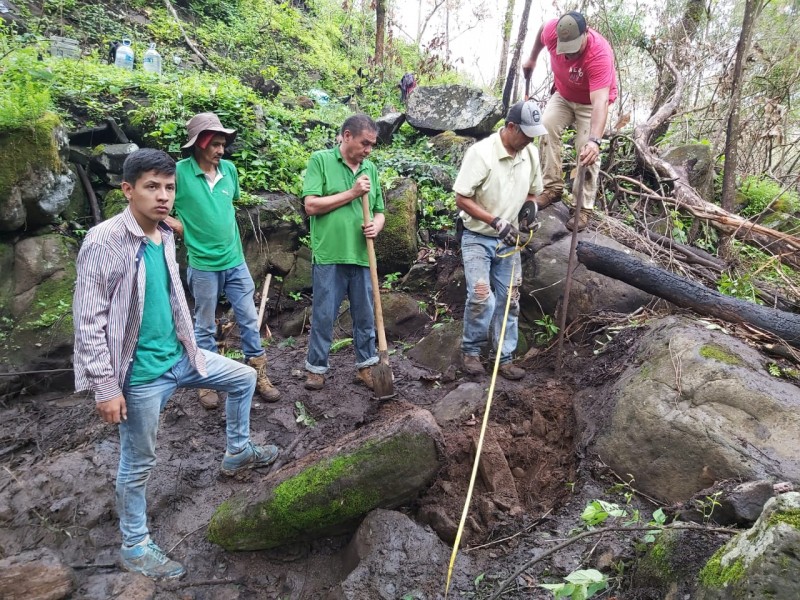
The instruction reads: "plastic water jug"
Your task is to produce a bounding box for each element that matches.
[114,39,134,70]
[143,42,162,75]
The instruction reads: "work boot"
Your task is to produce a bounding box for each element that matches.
[566,209,591,232]
[356,367,374,390]
[534,188,563,210]
[304,372,324,390]
[198,389,219,410]
[119,536,186,580]
[461,353,486,376]
[499,363,525,381]
[248,354,280,402]
[220,441,279,476]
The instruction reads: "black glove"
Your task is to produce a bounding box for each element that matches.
[490,217,522,246]
[517,201,540,233]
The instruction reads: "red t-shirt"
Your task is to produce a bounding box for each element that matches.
[541,19,618,105]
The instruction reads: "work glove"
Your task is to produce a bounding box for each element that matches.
[490,217,522,247]
[517,201,540,234]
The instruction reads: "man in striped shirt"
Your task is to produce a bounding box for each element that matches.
[73,149,280,580]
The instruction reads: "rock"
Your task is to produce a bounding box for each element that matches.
[374,177,418,274]
[296,95,315,109]
[208,407,444,550]
[575,316,800,503]
[61,165,89,223]
[663,144,716,203]
[89,142,139,174]
[280,307,311,337]
[680,480,777,526]
[400,262,438,293]
[379,292,430,339]
[282,246,313,294]
[406,85,504,137]
[0,547,75,600]
[79,572,155,600]
[521,228,655,323]
[243,73,281,99]
[633,524,728,599]
[11,234,76,317]
[418,504,459,544]
[0,241,14,316]
[339,509,475,599]
[392,161,455,191]
[428,131,476,166]
[375,112,405,145]
[696,492,800,599]
[0,113,75,232]
[473,430,521,509]
[68,145,93,167]
[407,320,462,373]
[429,382,486,426]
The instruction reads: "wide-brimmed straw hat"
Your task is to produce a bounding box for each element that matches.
[182,112,237,149]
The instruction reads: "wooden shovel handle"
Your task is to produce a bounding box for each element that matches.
[361,194,388,355]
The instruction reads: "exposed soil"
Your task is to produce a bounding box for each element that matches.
[0,319,644,599]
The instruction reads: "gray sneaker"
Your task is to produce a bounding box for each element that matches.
[119,537,186,580]
[221,441,279,476]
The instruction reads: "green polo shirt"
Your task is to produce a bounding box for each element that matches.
[174,156,244,271]
[301,147,384,266]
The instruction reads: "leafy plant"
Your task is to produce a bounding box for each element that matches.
[539,569,608,599]
[279,336,296,348]
[581,499,628,527]
[330,338,353,353]
[382,272,401,290]
[533,314,559,345]
[29,299,71,328]
[221,348,244,360]
[288,291,302,301]
[294,401,316,428]
[739,176,800,217]
[717,272,762,305]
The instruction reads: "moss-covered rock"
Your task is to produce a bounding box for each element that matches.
[207,407,443,550]
[428,130,476,167]
[696,492,800,599]
[406,319,462,373]
[0,113,75,232]
[101,189,128,219]
[374,177,418,276]
[0,242,13,319]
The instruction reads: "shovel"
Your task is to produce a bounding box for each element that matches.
[361,193,395,400]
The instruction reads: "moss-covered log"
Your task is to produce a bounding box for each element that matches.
[208,407,443,551]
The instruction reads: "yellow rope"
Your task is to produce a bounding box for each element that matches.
[444,233,523,596]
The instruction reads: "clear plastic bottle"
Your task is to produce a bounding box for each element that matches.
[114,39,134,70]
[142,42,162,75]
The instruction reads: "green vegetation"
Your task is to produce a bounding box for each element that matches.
[767,508,800,530]
[739,176,800,217]
[698,546,745,588]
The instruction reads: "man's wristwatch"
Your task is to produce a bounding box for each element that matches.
[588,136,602,147]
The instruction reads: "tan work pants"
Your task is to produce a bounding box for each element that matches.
[539,92,602,210]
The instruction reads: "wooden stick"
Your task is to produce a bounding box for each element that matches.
[75,163,101,225]
[256,273,272,339]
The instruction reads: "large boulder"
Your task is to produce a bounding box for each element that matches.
[406,85,504,137]
[428,131,476,167]
[407,320,462,373]
[338,509,476,599]
[207,407,443,550]
[336,292,431,341]
[521,221,655,322]
[374,177,418,275]
[375,112,405,145]
[0,113,75,232]
[575,316,800,503]
[696,492,800,599]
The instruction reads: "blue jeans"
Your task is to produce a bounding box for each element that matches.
[116,350,256,546]
[461,230,522,364]
[187,262,264,359]
[305,264,378,374]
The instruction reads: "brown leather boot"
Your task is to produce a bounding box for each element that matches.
[247,354,280,402]
[198,389,220,409]
[499,363,525,380]
[461,353,486,376]
[566,208,592,232]
[534,188,563,210]
[304,372,324,390]
[356,367,374,390]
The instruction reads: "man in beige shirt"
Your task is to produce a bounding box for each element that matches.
[454,100,545,380]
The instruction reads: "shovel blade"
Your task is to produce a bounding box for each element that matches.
[370,362,395,400]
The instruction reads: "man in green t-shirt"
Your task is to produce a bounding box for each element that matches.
[302,114,385,391]
[166,113,279,408]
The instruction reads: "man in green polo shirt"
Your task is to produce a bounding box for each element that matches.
[166,112,280,408]
[302,114,385,391]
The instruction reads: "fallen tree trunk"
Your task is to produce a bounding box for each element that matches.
[208,406,443,551]
[0,548,75,600]
[577,241,800,347]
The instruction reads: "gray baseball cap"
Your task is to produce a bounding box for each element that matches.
[506,101,547,138]
[556,11,587,55]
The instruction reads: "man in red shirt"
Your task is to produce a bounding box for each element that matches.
[522,11,617,231]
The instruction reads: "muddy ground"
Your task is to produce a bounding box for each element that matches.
[0,316,654,599]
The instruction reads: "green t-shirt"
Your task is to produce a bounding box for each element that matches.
[129,240,184,386]
[174,156,244,271]
[301,147,384,266]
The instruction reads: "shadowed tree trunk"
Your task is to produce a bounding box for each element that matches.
[375,0,388,65]
[502,0,532,109]
[495,0,516,95]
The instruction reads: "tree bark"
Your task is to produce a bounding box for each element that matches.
[208,407,443,551]
[576,241,800,347]
[494,0,516,95]
[502,0,532,109]
[0,548,75,600]
[720,0,764,213]
[375,0,388,65]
